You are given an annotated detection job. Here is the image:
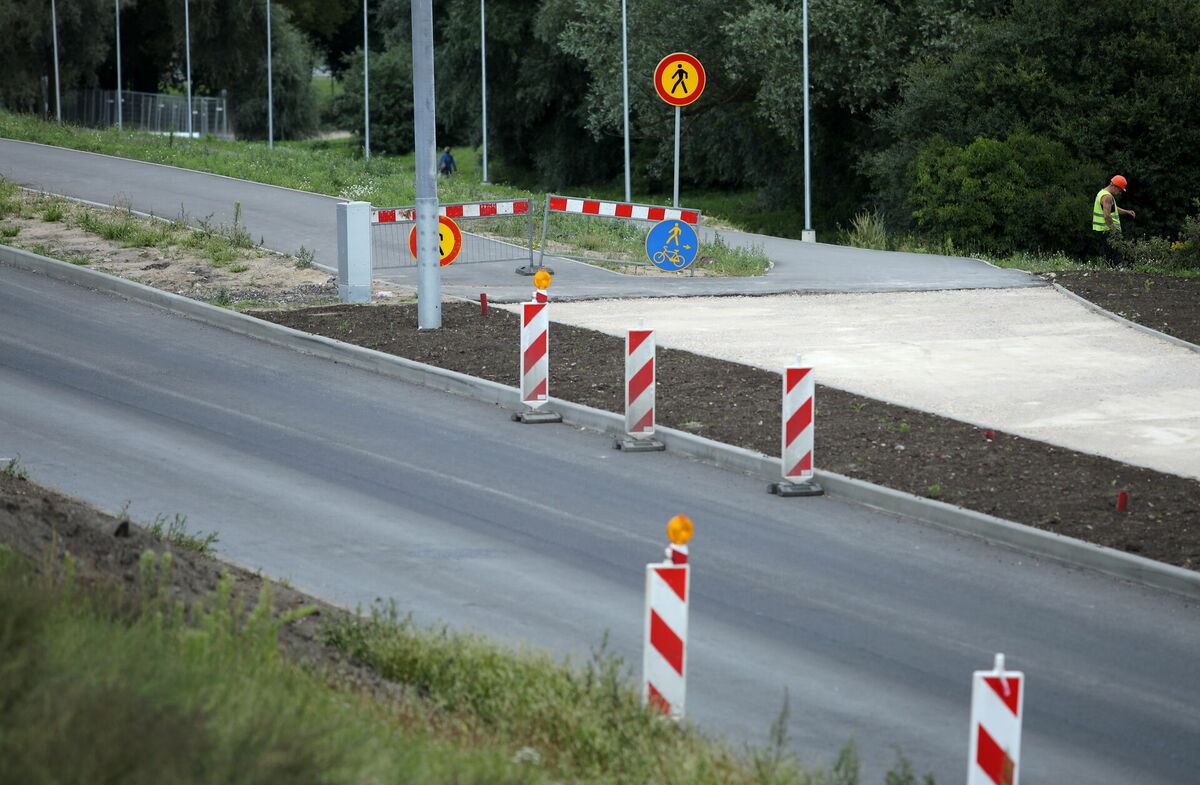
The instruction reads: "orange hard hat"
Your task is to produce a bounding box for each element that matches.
[1110,175,1128,189]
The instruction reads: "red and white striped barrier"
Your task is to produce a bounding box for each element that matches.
[968,653,1024,785]
[520,301,549,408]
[372,199,531,223]
[783,366,814,480]
[643,553,689,718]
[626,329,656,436]
[548,196,700,225]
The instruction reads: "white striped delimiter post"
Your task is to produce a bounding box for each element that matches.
[520,301,549,408]
[643,561,689,719]
[782,367,815,480]
[625,329,656,436]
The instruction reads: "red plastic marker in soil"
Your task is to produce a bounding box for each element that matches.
[1116,491,1129,512]
[985,429,995,441]
[480,293,489,316]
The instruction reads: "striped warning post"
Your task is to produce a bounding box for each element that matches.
[626,329,656,436]
[782,367,815,481]
[372,199,531,223]
[968,654,1024,785]
[643,560,689,719]
[548,196,700,225]
[520,301,549,408]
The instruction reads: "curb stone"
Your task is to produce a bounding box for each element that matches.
[3,244,1198,602]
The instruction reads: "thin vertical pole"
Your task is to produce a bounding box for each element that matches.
[50,0,62,122]
[480,0,489,183]
[184,0,193,137]
[363,0,370,160]
[621,0,630,202]
[672,106,680,208]
[266,0,273,148]
[115,0,122,129]
[802,0,812,235]
[412,0,440,328]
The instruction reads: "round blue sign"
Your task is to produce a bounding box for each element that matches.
[645,219,699,271]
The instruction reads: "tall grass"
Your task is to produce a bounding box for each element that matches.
[1,111,769,275]
[324,601,928,785]
[0,547,546,785]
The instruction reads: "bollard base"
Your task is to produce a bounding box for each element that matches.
[768,479,825,497]
[512,409,562,424]
[614,435,666,452]
[516,264,555,276]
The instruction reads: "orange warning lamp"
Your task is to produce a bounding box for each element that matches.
[533,269,552,290]
[667,514,694,545]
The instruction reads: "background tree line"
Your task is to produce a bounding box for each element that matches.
[4,0,1198,255]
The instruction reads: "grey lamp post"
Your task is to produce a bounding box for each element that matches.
[266,0,273,149]
[621,0,630,202]
[363,0,370,160]
[184,0,192,137]
[115,0,123,129]
[801,0,815,242]
[412,0,440,328]
[50,0,62,122]
[480,0,489,183]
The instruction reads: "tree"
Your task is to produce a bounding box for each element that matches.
[911,133,1102,255]
[873,0,1200,240]
[0,0,113,115]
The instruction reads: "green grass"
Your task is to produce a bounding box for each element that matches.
[0,547,544,785]
[0,111,769,275]
[0,533,935,785]
[146,512,220,554]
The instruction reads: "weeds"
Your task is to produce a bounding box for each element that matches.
[293,244,315,269]
[212,288,232,307]
[41,202,65,222]
[1,225,19,238]
[2,456,29,480]
[147,512,220,554]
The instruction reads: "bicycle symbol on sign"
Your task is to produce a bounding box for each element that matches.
[645,219,699,271]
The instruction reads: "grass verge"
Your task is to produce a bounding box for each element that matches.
[0,111,770,275]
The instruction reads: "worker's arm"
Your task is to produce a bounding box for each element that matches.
[1101,193,1117,228]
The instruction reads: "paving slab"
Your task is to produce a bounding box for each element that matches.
[538,288,1200,480]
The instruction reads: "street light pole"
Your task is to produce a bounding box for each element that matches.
[412,0,441,328]
[801,0,815,242]
[266,0,273,149]
[184,0,192,137]
[50,0,62,122]
[363,0,370,160]
[480,0,489,183]
[621,0,630,202]
[114,0,122,129]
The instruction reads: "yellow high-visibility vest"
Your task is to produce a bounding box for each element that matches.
[1092,188,1121,232]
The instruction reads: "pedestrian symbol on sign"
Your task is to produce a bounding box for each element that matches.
[646,219,698,271]
[654,53,706,107]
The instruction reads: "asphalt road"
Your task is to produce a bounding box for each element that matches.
[2,263,1198,784]
[0,138,1040,301]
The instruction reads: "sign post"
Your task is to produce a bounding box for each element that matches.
[653,53,706,208]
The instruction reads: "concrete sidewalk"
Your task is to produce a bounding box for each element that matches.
[539,288,1200,480]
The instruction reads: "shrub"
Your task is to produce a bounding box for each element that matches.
[910,133,1102,256]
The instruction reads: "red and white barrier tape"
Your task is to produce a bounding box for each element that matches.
[548,196,699,225]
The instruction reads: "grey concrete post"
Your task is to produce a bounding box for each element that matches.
[337,201,372,303]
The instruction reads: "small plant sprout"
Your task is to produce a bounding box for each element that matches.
[294,245,316,269]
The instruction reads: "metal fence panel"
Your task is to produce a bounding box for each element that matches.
[371,199,534,271]
[61,88,232,139]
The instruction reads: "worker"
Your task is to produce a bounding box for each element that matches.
[1092,175,1136,267]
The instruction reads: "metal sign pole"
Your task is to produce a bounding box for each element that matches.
[266,0,274,149]
[480,0,489,183]
[802,0,814,241]
[412,0,441,328]
[621,0,630,202]
[363,0,370,160]
[184,0,193,138]
[672,107,680,208]
[114,0,122,129]
[50,0,62,122]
